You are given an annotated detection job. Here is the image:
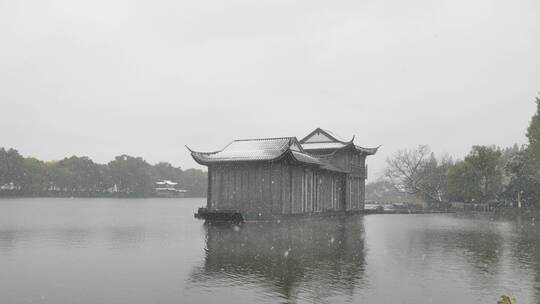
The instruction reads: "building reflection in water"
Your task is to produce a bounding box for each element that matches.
[189,216,367,303]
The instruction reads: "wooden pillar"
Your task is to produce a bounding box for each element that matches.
[344,175,351,211]
[207,167,212,210]
[289,165,294,213]
[360,178,366,209]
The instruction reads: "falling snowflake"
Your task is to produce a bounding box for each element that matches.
[284,248,291,257]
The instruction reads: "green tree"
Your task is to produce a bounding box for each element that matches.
[504,93,540,207]
[21,157,48,193]
[448,160,480,202]
[97,164,114,192]
[57,156,102,191]
[447,146,503,203]
[0,148,7,186]
[0,148,25,187]
[526,94,540,170]
[45,162,73,191]
[504,149,540,207]
[108,155,154,196]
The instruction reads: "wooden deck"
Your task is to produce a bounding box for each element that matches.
[195,207,454,222]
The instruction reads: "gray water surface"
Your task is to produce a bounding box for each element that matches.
[1,198,539,304]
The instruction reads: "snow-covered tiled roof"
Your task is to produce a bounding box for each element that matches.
[300,127,353,144]
[188,128,378,171]
[301,141,378,155]
[301,142,348,151]
[319,129,349,143]
[190,138,293,163]
[355,145,379,155]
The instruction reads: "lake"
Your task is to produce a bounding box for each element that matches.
[1,198,539,304]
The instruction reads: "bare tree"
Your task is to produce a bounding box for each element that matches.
[385,145,450,207]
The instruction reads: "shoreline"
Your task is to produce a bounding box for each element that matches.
[0,193,205,199]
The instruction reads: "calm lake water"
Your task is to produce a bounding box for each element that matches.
[1,198,540,304]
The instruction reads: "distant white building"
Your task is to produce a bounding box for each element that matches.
[0,182,20,191]
[107,184,119,193]
[155,180,187,197]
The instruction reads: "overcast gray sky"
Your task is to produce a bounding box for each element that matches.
[1,0,539,178]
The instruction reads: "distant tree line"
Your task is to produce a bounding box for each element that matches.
[383,94,540,209]
[0,151,207,197]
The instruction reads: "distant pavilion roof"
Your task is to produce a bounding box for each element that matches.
[156,180,178,186]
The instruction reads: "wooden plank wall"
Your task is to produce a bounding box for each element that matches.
[208,161,352,216]
[346,176,366,211]
[209,163,282,214]
[331,150,368,178]
[287,165,347,214]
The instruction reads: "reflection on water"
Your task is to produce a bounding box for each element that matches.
[190,217,366,303]
[2,198,540,304]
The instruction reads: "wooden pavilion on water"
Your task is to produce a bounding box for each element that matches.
[188,128,379,221]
